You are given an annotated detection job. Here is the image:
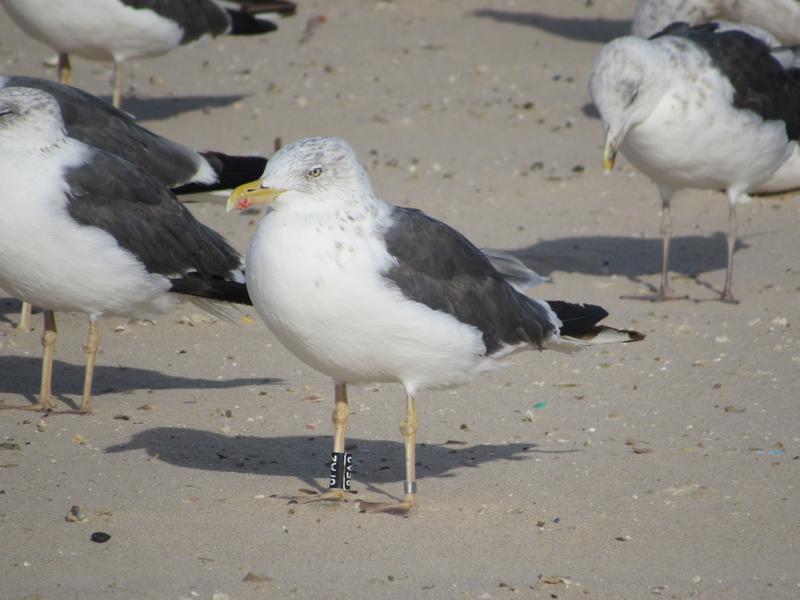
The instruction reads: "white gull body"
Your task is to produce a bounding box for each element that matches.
[1,0,183,62]
[246,165,507,395]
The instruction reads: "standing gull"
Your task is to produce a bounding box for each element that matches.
[1,74,267,330]
[589,23,800,302]
[0,86,250,413]
[227,137,644,515]
[0,0,295,108]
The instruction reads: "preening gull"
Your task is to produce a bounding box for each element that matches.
[227,136,644,515]
[0,0,296,107]
[1,74,266,331]
[0,87,251,413]
[632,0,800,45]
[589,23,800,302]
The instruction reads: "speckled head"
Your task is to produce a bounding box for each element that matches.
[227,136,378,212]
[589,36,672,171]
[0,86,66,150]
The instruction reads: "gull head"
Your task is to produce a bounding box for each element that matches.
[227,136,375,212]
[0,86,66,151]
[589,36,670,173]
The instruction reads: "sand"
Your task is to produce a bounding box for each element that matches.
[1,1,799,598]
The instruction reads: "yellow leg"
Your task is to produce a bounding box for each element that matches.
[294,382,352,504]
[358,392,418,515]
[111,60,123,109]
[57,53,71,84]
[31,310,58,411]
[78,319,101,414]
[16,301,33,331]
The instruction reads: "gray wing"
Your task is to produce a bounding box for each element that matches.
[64,147,241,278]
[3,76,205,187]
[382,207,557,355]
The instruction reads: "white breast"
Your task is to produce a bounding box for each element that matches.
[622,47,792,193]
[245,206,491,394]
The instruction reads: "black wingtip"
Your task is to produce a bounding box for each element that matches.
[545,300,609,337]
[170,274,252,306]
[172,152,268,195]
[226,9,279,35]
[233,1,297,17]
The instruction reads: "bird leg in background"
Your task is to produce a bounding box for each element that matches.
[295,382,352,503]
[655,187,678,301]
[359,392,418,515]
[16,301,32,331]
[111,61,123,109]
[78,318,101,414]
[722,196,740,303]
[57,53,71,84]
[33,310,57,411]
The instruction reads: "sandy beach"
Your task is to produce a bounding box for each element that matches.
[1,1,799,598]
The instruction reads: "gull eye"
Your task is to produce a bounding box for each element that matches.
[307,166,323,178]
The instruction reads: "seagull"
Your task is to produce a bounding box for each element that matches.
[632,0,800,45]
[0,75,267,331]
[226,136,644,515]
[589,23,800,302]
[0,86,251,414]
[0,0,296,108]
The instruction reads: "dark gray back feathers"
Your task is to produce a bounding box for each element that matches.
[382,207,557,355]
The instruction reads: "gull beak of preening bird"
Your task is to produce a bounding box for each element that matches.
[226,180,286,211]
[602,127,618,173]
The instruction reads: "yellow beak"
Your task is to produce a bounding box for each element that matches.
[602,130,617,173]
[226,180,287,212]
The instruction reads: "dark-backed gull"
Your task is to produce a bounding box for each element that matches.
[0,0,295,107]
[1,74,266,331]
[632,0,800,45]
[226,136,644,515]
[589,23,800,302]
[0,86,251,413]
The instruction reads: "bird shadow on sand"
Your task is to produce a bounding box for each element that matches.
[113,94,248,122]
[471,10,630,43]
[0,356,279,411]
[497,233,750,298]
[0,297,26,326]
[105,426,576,492]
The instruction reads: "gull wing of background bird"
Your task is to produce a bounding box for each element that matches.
[65,148,243,284]
[0,75,267,195]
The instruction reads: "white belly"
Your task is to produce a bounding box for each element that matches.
[245,209,490,393]
[0,146,173,317]
[622,76,792,194]
[1,0,184,61]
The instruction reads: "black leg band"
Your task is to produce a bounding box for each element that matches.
[329,452,352,490]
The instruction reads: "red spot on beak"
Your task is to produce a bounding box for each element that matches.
[237,197,251,210]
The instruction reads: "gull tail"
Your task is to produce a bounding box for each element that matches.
[226,1,297,16]
[225,9,279,35]
[544,300,645,352]
[171,152,268,195]
[169,274,252,305]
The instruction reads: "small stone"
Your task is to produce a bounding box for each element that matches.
[66,505,87,523]
[90,532,111,543]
